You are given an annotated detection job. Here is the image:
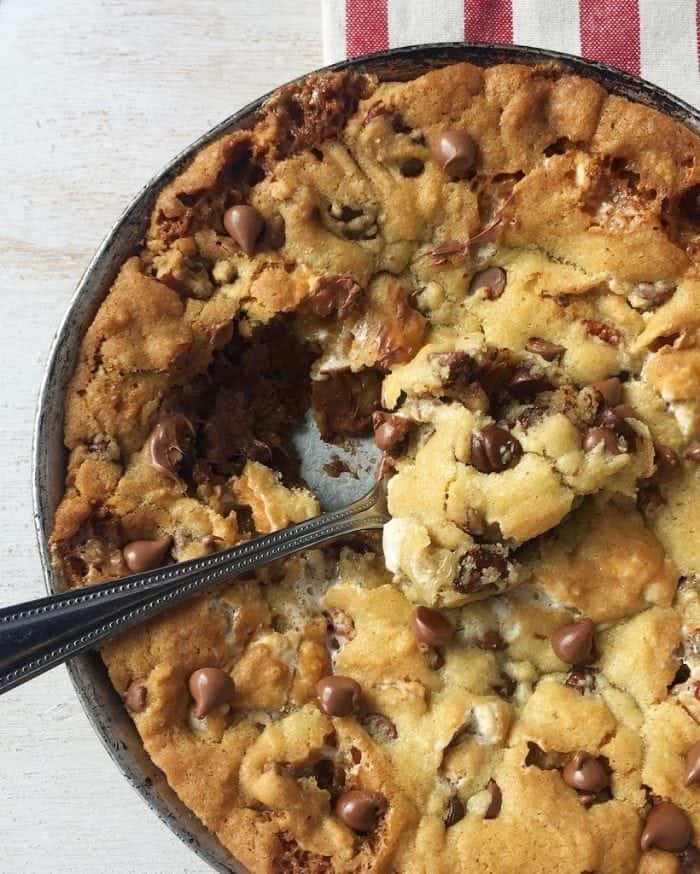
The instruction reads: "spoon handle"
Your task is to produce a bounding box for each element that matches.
[0,483,386,695]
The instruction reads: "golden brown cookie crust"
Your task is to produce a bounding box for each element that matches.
[51,62,700,872]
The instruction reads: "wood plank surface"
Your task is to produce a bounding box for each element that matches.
[0,2,320,871]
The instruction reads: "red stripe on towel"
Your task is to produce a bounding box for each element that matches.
[579,0,641,75]
[346,0,389,58]
[464,0,514,43]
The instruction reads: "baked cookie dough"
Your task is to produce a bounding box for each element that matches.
[51,61,700,872]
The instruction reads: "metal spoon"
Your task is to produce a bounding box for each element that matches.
[0,418,385,694]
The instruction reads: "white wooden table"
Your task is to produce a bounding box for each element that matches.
[0,2,320,871]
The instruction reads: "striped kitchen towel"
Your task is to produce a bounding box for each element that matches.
[322,0,699,107]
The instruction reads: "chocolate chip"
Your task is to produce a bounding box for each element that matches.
[562,752,609,793]
[655,444,680,472]
[679,184,700,223]
[360,713,397,742]
[526,338,565,361]
[679,845,700,873]
[168,342,192,370]
[324,608,355,647]
[635,281,676,307]
[122,535,173,573]
[412,606,453,647]
[430,350,477,383]
[335,789,387,832]
[208,320,234,351]
[686,442,700,462]
[469,267,507,300]
[493,671,517,701]
[685,741,700,787]
[223,204,264,256]
[649,333,680,352]
[125,680,147,713]
[641,801,693,853]
[612,403,636,420]
[372,411,411,451]
[376,452,397,480]
[430,351,490,410]
[201,535,223,554]
[638,482,664,516]
[311,368,382,442]
[188,667,235,719]
[305,276,364,319]
[148,413,195,481]
[433,130,476,180]
[471,425,522,473]
[507,366,551,397]
[363,101,394,125]
[525,742,563,770]
[455,548,510,595]
[670,663,692,688]
[518,405,547,431]
[479,629,505,651]
[316,675,361,717]
[551,619,595,665]
[565,667,597,695]
[400,157,424,177]
[598,406,637,448]
[264,214,286,249]
[584,320,621,346]
[444,795,466,828]
[582,427,620,454]
[592,377,622,407]
[423,645,446,671]
[462,382,491,413]
[310,759,338,794]
[484,779,502,819]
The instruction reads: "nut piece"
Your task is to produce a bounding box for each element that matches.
[335,789,387,832]
[641,801,692,853]
[551,619,595,665]
[412,606,454,647]
[360,712,398,742]
[433,130,476,179]
[562,752,609,793]
[584,320,621,346]
[125,680,148,713]
[188,668,235,719]
[122,536,173,573]
[223,205,264,256]
[316,675,361,717]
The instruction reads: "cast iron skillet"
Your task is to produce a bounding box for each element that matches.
[32,43,700,874]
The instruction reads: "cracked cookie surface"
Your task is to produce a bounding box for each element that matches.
[51,62,700,872]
